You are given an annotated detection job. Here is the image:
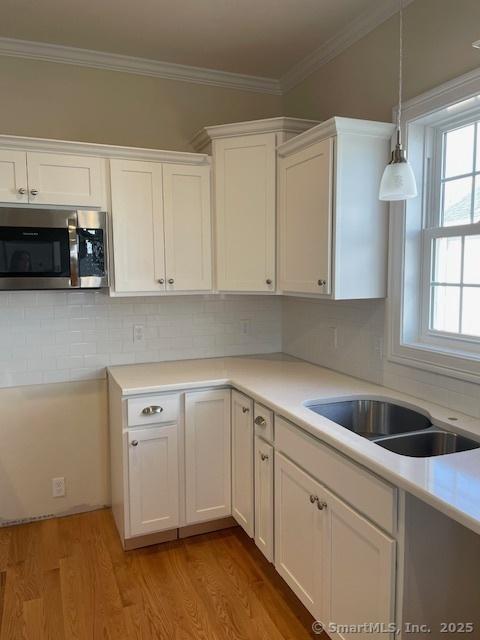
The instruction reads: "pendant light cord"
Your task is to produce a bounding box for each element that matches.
[397,0,403,145]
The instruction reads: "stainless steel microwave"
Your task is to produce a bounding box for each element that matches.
[0,208,109,290]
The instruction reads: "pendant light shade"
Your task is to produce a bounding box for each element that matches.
[379,0,417,202]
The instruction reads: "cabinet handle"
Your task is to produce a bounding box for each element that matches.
[266,279,272,285]
[254,415,267,426]
[131,440,139,447]
[158,278,165,284]
[317,279,327,286]
[242,406,250,414]
[309,494,318,504]
[260,452,269,461]
[30,189,39,196]
[18,187,27,195]
[317,501,328,511]
[141,405,163,416]
[168,278,174,285]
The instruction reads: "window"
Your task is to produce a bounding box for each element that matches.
[424,120,480,344]
[388,71,480,383]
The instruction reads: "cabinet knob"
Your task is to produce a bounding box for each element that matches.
[158,278,165,284]
[168,278,174,285]
[242,406,250,414]
[141,405,163,416]
[317,501,328,511]
[254,415,267,427]
[260,453,269,461]
[30,189,39,196]
[266,279,272,285]
[317,279,327,287]
[17,187,26,195]
[309,494,318,504]
[131,440,139,447]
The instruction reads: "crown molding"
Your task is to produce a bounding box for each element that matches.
[0,36,282,95]
[0,133,210,164]
[277,117,395,157]
[190,116,319,152]
[280,0,416,93]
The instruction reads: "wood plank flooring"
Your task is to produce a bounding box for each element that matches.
[0,509,323,639]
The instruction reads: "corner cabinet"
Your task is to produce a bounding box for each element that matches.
[191,117,317,293]
[231,390,254,536]
[110,155,212,295]
[278,117,395,299]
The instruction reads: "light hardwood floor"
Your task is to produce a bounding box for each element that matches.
[0,509,323,639]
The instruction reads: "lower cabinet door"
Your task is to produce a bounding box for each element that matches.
[323,488,396,640]
[274,452,326,621]
[128,425,179,537]
[185,389,231,524]
[231,390,254,536]
[254,436,274,562]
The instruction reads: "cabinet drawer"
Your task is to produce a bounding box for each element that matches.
[275,416,397,534]
[127,394,179,426]
[254,403,274,442]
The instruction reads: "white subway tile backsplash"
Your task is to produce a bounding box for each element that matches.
[0,291,281,388]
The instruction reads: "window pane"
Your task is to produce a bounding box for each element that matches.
[464,235,480,284]
[444,124,474,178]
[475,178,480,222]
[442,177,472,226]
[461,287,480,337]
[431,286,460,333]
[433,236,462,283]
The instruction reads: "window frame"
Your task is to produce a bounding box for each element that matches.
[387,69,480,384]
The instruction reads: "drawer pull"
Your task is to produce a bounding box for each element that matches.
[309,494,318,504]
[254,415,267,427]
[317,501,328,511]
[141,405,163,416]
[131,440,139,447]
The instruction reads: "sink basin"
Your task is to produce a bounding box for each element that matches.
[376,430,480,457]
[307,400,431,439]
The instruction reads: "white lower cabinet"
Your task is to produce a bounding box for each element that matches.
[254,436,274,562]
[231,390,254,536]
[184,389,232,524]
[274,452,326,620]
[323,487,395,640]
[127,425,179,537]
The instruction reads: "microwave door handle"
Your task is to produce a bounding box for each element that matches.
[68,214,79,287]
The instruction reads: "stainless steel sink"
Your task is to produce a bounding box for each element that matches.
[307,400,431,439]
[376,429,480,457]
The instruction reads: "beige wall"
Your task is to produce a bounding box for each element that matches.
[0,57,281,150]
[283,0,480,122]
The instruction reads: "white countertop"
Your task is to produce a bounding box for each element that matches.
[108,354,480,536]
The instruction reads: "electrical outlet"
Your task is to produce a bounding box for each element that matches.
[52,477,65,498]
[240,319,251,335]
[133,324,145,344]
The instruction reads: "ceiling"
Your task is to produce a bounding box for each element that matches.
[0,0,389,78]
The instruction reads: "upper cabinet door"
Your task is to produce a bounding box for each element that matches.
[278,137,333,295]
[163,163,212,292]
[0,150,28,203]
[26,152,104,207]
[214,134,276,292]
[110,159,165,293]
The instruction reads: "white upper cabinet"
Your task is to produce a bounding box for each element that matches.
[0,150,28,203]
[110,156,212,295]
[0,149,104,207]
[191,117,317,293]
[163,163,212,291]
[110,159,165,293]
[278,117,395,300]
[26,152,104,207]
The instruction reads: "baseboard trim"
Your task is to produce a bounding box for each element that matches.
[179,516,237,539]
[124,528,178,550]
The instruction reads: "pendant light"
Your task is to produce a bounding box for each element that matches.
[379,0,417,201]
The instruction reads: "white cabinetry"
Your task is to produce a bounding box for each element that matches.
[0,149,104,207]
[191,117,317,292]
[127,425,179,537]
[254,435,274,562]
[231,389,254,536]
[184,389,231,524]
[278,117,395,299]
[110,157,212,295]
